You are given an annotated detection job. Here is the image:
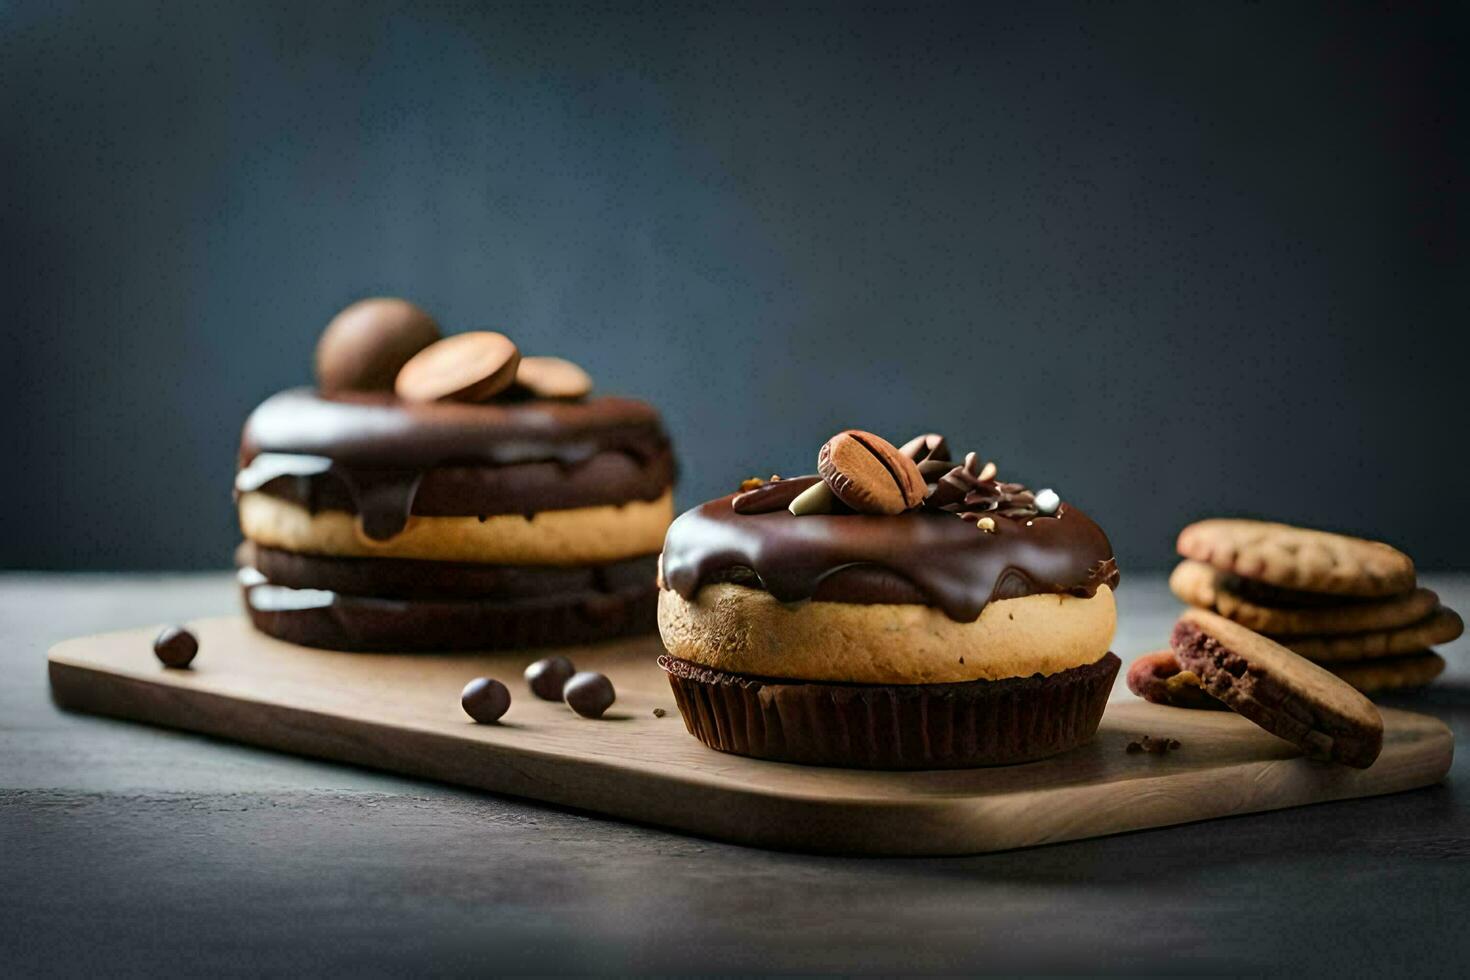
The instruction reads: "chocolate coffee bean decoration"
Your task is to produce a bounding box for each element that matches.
[564,671,616,719]
[525,655,576,701]
[153,626,198,668]
[514,356,593,399]
[316,298,441,394]
[461,677,511,723]
[817,430,926,515]
[394,331,521,403]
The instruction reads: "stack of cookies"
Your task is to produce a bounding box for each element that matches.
[1166,519,1461,696]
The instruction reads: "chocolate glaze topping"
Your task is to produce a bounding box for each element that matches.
[238,388,674,540]
[660,493,1118,623]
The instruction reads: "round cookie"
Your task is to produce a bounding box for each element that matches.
[1327,652,1446,695]
[394,331,521,403]
[1171,608,1384,768]
[240,568,656,652]
[1279,607,1463,663]
[1169,560,1440,636]
[239,543,656,600]
[658,583,1116,685]
[239,490,674,565]
[1176,519,1415,598]
[1125,650,1225,710]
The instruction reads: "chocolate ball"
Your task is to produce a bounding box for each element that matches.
[315,297,440,394]
[460,677,511,724]
[524,655,575,701]
[153,626,198,668]
[564,671,615,719]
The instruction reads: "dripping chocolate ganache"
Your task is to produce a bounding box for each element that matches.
[656,429,1119,769]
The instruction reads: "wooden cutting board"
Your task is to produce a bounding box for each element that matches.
[48,616,1453,856]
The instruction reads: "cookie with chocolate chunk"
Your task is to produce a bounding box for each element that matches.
[1169,560,1440,636]
[1126,650,1225,710]
[1176,519,1415,598]
[1171,609,1384,768]
[1281,607,1463,663]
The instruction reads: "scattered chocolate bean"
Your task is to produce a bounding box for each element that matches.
[513,356,593,399]
[395,331,521,403]
[461,677,511,723]
[315,297,441,394]
[817,430,926,515]
[564,671,616,719]
[733,475,821,514]
[525,655,576,701]
[652,707,667,718]
[153,626,198,668]
[898,433,950,464]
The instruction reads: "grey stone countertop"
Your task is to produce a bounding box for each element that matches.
[3,573,1467,976]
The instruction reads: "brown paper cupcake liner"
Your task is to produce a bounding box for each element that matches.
[659,653,1120,769]
[241,571,658,652]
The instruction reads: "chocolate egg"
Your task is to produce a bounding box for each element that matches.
[315,297,441,394]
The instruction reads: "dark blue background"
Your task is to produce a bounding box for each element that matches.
[4,1,1465,570]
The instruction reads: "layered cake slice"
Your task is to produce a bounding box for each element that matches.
[234,299,675,651]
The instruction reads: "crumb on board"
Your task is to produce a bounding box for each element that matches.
[1126,735,1182,755]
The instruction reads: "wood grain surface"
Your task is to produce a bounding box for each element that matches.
[48,615,1453,855]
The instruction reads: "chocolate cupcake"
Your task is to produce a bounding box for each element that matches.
[235,299,675,651]
[656,431,1119,769]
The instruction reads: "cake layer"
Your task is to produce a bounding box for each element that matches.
[239,490,674,565]
[240,568,657,651]
[656,582,1116,684]
[238,542,657,600]
[237,388,674,540]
